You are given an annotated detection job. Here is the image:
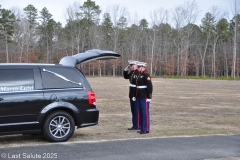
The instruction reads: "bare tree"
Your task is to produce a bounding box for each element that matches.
[180,0,198,77]
[13,17,28,62]
[107,4,129,76]
[107,4,129,52]
[230,0,240,79]
[209,6,227,78]
[172,0,199,77]
[149,8,168,75]
[64,2,83,55]
[172,6,185,76]
[9,6,26,62]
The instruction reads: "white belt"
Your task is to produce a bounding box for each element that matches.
[130,84,136,87]
[137,86,147,88]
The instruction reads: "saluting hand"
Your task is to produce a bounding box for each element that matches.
[124,65,129,71]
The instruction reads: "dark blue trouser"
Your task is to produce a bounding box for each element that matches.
[130,99,140,129]
[137,99,150,132]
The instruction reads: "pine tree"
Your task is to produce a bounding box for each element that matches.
[24,4,38,29]
[0,5,16,62]
[102,13,113,48]
[23,4,38,62]
[38,7,56,62]
[79,0,101,49]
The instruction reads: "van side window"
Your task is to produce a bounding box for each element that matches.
[0,69,34,92]
[41,67,83,89]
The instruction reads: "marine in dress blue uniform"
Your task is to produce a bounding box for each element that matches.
[135,62,153,134]
[123,60,140,130]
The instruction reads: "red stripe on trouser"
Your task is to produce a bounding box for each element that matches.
[137,110,140,129]
[145,99,149,132]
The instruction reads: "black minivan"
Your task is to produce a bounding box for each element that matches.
[0,49,120,142]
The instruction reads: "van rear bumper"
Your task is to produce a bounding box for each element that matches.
[77,108,99,128]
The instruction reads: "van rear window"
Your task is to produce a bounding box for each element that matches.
[41,67,83,89]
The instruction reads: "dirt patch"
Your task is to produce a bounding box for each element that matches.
[0,77,240,148]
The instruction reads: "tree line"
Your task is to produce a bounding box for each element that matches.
[0,0,240,79]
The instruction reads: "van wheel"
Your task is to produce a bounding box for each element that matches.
[43,111,75,142]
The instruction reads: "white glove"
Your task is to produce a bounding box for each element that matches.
[124,65,129,71]
[146,99,151,102]
[132,97,136,101]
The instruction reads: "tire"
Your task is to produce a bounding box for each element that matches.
[43,111,75,142]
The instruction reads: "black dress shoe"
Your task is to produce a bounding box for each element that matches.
[127,128,138,130]
[140,131,149,134]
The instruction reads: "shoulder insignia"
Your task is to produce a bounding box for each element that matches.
[147,77,151,80]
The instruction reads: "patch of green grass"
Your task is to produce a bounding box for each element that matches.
[162,75,240,80]
[216,76,240,80]
[150,74,156,78]
[162,75,183,79]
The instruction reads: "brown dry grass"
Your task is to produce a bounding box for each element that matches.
[1,77,240,148]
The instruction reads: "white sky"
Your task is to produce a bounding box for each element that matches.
[1,0,232,26]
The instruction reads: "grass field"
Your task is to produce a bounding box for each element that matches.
[1,77,240,148]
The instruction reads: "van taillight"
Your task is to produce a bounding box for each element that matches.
[87,90,96,105]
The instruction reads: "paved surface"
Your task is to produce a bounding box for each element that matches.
[0,135,240,160]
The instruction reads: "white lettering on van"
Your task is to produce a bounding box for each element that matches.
[0,85,34,92]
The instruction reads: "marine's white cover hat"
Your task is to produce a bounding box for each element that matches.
[128,60,139,65]
[136,62,147,67]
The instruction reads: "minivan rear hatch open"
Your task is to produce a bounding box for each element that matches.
[59,49,121,67]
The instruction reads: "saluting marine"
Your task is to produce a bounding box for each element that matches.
[123,60,140,130]
[135,62,153,134]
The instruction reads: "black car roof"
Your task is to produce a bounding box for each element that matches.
[0,63,64,68]
[0,63,57,66]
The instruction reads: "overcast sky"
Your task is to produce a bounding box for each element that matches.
[1,0,232,26]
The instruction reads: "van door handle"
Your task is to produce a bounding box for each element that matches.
[0,98,3,101]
